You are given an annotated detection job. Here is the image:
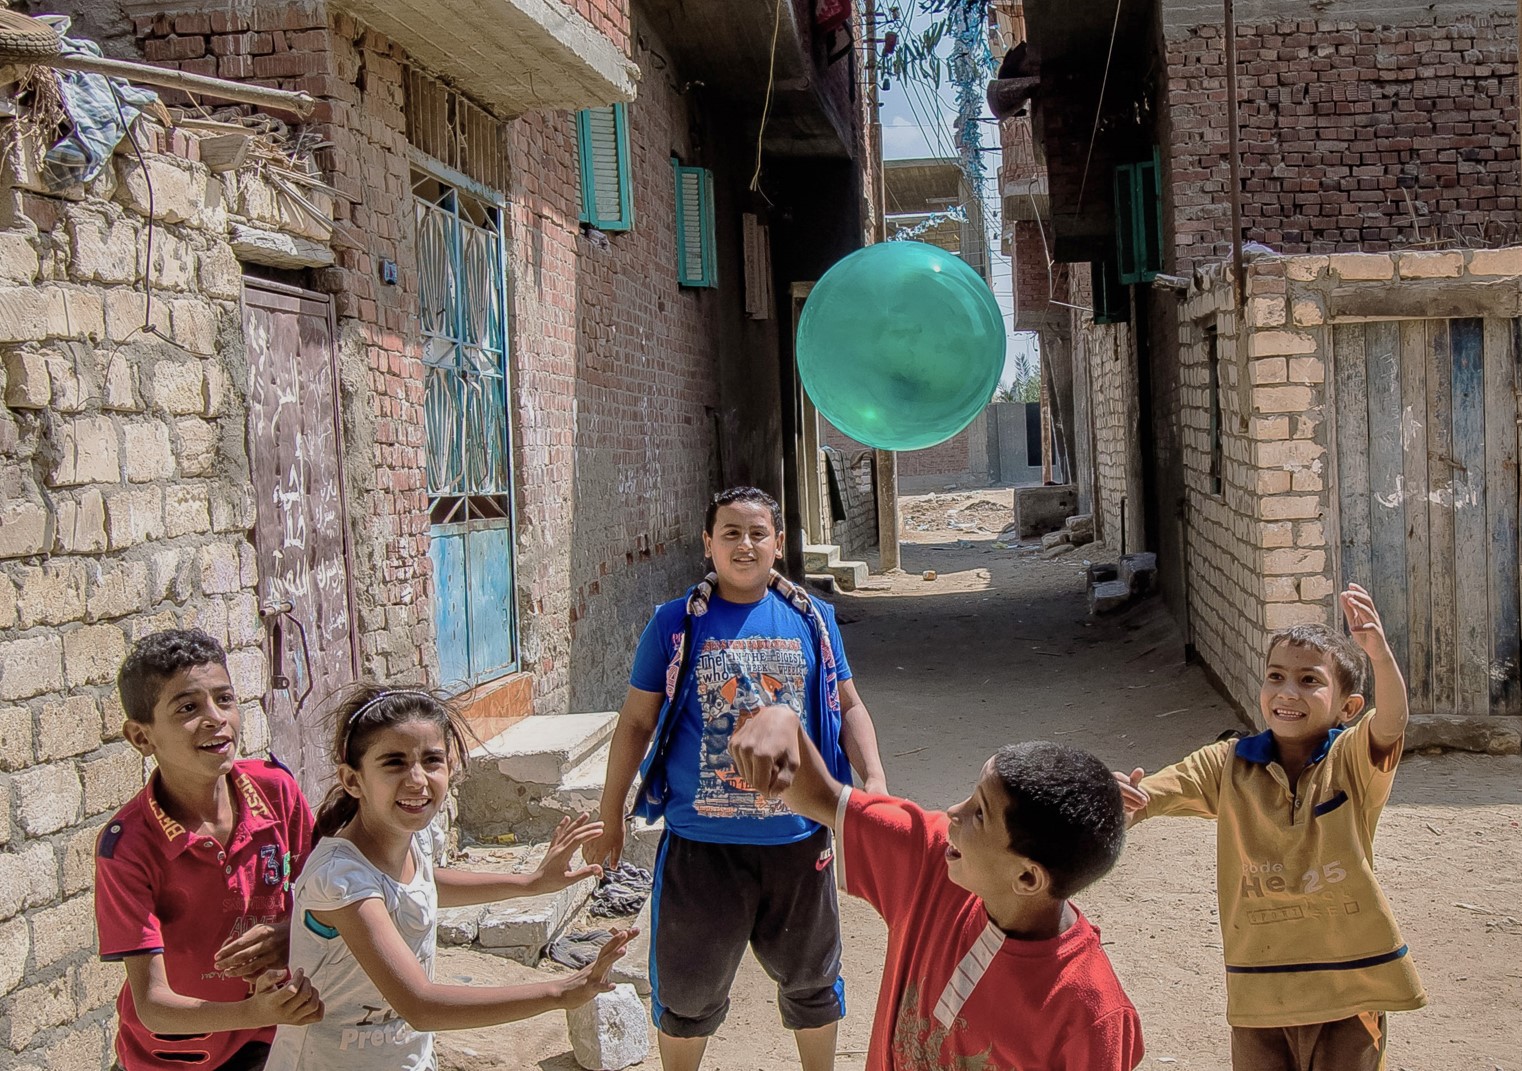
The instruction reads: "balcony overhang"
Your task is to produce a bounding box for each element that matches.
[1002,174,1049,222]
[332,0,639,114]
[641,0,854,158]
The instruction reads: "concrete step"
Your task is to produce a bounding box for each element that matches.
[803,543,841,571]
[805,573,839,594]
[458,712,618,842]
[436,843,598,964]
[828,559,868,591]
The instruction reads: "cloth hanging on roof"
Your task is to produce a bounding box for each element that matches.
[38,15,158,188]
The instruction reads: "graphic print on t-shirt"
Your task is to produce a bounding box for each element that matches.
[693,637,807,818]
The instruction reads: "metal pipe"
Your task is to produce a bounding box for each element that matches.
[44,52,315,117]
[865,0,900,572]
[1224,0,1244,306]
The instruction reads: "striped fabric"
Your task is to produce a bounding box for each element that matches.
[932,920,1007,1028]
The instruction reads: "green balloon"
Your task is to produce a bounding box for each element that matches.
[797,241,1005,452]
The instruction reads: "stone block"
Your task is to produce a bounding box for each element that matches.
[1396,251,1463,279]
[146,358,206,415]
[0,634,64,700]
[1403,714,1521,756]
[229,223,335,269]
[1286,256,1327,282]
[1088,579,1131,615]
[55,488,108,554]
[61,816,108,897]
[171,298,220,356]
[102,353,139,411]
[37,695,100,761]
[15,761,83,836]
[83,743,145,816]
[29,894,94,971]
[1040,542,1076,561]
[0,839,57,920]
[87,560,150,622]
[1063,513,1094,540]
[122,422,175,482]
[200,541,242,594]
[67,205,140,285]
[0,286,50,343]
[117,154,213,226]
[176,417,221,477]
[63,622,127,687]
[1290,297,1324,326]
[199,244,242,300]
[1286,357,1325,384]
[1085,562,1118,585]
[71,956,121,1016]
[1264,575,1299,602]
[1253,385,1316,414]
[14,560,87,628]
[0,498,53,559]
[1264,602,1325,630]
[565,984,649,1071]
[1248,295,1285,327]
[1298,574,1335,601]
[0,916,28,997]
[226,647,265,697]
[1248,330,1318,358]
[1013,484,1077,539]
[1,973,76,1050]
[2,350,50,408]
[164,484,212,538]
[1040,530,1070,550]
[1259,496,1321,521]
[40,285,105,341]
[105,486,165,549]
[103,289,171,341]
[203,359,230,417]
[227,592,261,648]
[148,547,188,602]
[1249,358,1287,385]
[1467,248,1522,278]
[48,415,120,487]
[1328,253,1395,281]
[1119,552,1158,594]
[477,877,596,962]
[438,904,486,946]
[0,231,40,285]
[0,706,33,770]
[1263,548,1326,575]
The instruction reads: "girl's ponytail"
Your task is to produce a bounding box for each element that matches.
[313,784,359,843]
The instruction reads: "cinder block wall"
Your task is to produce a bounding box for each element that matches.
[1165,4,1520,269]
[1068,271,1141,552]
[0,139,289,1068]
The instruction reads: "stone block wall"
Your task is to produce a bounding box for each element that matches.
[1165,8,1520,269]
[0,140,286,1068]
[1068,271,1140,552]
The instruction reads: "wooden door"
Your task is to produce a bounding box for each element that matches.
[243,280,360,801]
[1333,318,1520,717]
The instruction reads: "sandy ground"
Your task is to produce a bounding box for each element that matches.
[439,490,1521,1071]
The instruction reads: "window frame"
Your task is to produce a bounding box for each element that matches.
[1114,148,1163,285]
[412,160,521,687]
[673,159,716,288]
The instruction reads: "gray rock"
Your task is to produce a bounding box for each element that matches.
[1040,530,1070,550]
[1064,513,1095,539]
[1403,715,1522,755]
[437,904,486,946]
[1120,552,1158,594]
[566,983,650,1070]
[1089,579,1131,614]
[1087,562,1119,585]
[1040,542,1076,560]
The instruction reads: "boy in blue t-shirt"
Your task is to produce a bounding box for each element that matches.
[586,486,887,1071]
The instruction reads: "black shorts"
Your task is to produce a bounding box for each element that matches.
[649,825,845,1038]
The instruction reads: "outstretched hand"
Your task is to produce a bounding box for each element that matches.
[729,705,802,799]
[1340,583,1394,662]
[530,814,605,893]
[1113,768,1148,814]
[557,928,637,1010]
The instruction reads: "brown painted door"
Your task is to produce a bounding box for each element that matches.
[1333,318,1521,717]
[243,280,359,802]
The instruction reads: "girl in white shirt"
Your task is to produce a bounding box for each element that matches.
[266,686,634,1071]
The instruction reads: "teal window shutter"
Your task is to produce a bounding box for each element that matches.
[1091,256,1130,324]
[1114,147,1162,284]
[576,104,633,231]
[673,161,716,288]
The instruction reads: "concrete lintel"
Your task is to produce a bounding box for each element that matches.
[228,223,335,269]
[333,0,638,114]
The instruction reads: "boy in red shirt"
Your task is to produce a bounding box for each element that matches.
[731,711,1143,1070]
[95,630,323,1071]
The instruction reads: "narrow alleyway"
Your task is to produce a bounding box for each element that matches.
[439,491,1521,1070]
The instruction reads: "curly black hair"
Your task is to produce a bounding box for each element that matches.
[994,741,1127,900]
[117,629,229,724]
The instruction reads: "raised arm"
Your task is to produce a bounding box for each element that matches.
[315,899,633,1031]
[123,954,322,1036]
[838,679,887,794]
[1341,583,1409,757]
[583,686,664,868]
[730,704,845,826]
[438,814,604,908]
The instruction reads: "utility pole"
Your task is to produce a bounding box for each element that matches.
[865,0,901,572]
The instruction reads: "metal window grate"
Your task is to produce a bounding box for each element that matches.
[405,68,510,195]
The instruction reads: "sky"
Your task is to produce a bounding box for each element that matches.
[877,33,1039,390]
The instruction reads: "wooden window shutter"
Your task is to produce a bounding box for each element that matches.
[1114,148,1162,284]
[576,104,633,231]
[674,161,716,288]
[742,212,772,318]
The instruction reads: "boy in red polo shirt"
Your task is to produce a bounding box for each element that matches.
[96,630,323,1071]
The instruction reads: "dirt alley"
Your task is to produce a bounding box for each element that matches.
[440,490,1521,1071]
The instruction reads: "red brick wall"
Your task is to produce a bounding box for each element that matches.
[1167,12,1520,267]
[562,0,631,55]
